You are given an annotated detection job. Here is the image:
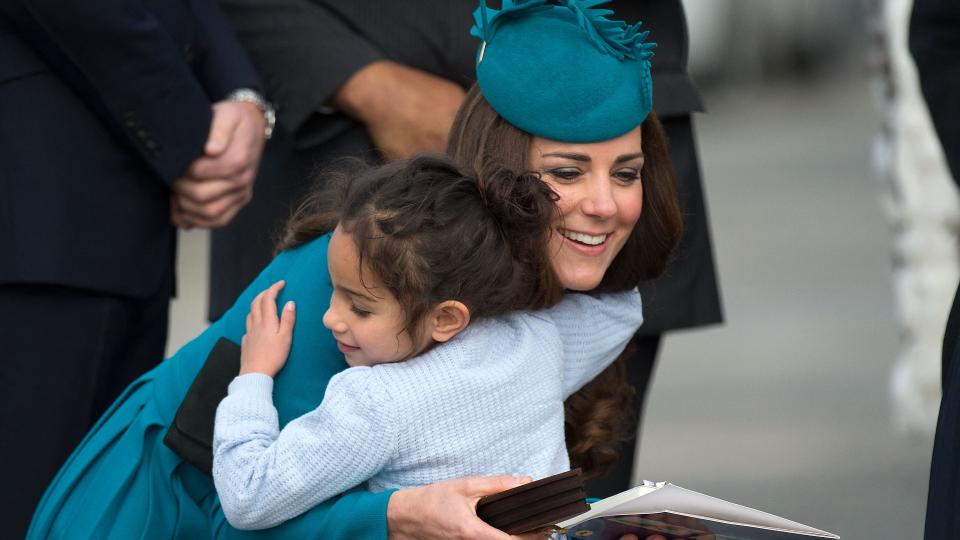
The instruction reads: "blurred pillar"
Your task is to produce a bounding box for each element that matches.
[873,0,960,436]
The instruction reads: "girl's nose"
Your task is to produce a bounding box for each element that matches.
[322,297,346,334]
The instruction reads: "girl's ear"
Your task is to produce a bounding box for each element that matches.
[429,300,471,343]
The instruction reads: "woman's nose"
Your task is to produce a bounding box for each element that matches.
[580,177,617,219]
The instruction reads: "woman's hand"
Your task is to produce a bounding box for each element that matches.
[240,280,296,377]
[387,475,548,540]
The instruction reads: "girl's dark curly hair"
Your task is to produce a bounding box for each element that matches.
[277,154,564,346]
[446,84,683,478]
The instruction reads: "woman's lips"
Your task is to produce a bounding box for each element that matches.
[336,341,360,354]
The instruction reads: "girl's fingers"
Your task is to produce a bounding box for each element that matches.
[245,312,253,333]
[263,285,281,325]
[279,301,296,336]
[251,281,286,328]
[250,289,266,323]
[263,280,286,328]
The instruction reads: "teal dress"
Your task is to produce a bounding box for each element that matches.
[28,234,393,539]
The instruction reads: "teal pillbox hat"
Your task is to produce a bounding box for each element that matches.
[472,0,656,143]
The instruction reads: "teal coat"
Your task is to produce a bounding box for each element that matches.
[29,234,393,539]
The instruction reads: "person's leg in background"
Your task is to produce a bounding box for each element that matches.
[924,280,960,538]
[0,275,170,536]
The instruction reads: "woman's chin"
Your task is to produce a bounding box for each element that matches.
[549,235,623,291]
[557,272,604,292]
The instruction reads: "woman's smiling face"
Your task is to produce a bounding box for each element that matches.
[529,125,644,291]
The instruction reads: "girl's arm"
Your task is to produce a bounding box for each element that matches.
[208,236,542,539]
[545,289,644,397]
[213,367,399,529]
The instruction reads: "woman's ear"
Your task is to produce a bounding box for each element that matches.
[428,301,471,343]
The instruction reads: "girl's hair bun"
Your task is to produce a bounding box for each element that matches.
[477,162,558,242]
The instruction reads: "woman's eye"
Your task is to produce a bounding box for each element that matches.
[613,169,640,184]
[350,305,371,317]
[546,168,582,181]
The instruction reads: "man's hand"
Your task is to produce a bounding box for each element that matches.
[240,280,295,378]
[333,60,465,161]
[171,99,266,229]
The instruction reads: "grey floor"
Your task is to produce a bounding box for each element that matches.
[168,68,933,539]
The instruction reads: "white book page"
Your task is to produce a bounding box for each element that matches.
[557,483,838,539]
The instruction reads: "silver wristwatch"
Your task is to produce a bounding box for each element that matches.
[226,88,276,140]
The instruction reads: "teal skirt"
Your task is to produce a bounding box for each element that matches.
[28,234,392,539]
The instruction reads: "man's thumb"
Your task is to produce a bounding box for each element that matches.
[205,102,239,156]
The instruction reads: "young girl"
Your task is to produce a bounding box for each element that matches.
[212,155,643,529]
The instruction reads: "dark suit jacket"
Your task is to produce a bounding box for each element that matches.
[912,1,960,538]
[0,0,259,298]
[210,0,723,334]
[910,0,960,377]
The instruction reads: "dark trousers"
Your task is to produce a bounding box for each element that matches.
[924,281,960,539]
[586,333,662,498]
[0,279,170,537]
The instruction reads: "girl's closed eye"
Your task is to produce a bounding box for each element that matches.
[350,304,372,317]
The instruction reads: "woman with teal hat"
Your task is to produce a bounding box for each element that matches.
[450,0,680,484]
[28,2,680,539]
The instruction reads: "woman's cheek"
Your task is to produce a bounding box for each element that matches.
[615,185,644,233]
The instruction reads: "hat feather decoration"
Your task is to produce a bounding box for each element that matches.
[472,1,654,61]
[470,0,657,142]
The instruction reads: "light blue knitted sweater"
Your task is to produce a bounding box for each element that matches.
[213,289,642,529]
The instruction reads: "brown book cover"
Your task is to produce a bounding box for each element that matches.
[477,469,590,534]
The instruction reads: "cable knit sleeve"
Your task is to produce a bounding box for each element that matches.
[546,288,644,398]
[212,368,398,530]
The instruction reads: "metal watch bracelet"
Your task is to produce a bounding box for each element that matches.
[225,88,276,140]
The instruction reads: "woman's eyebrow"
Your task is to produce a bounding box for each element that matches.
[540,151,644,164]
[614,152,644,164]
[541,152,590,162]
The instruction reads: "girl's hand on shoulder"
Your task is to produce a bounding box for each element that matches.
[387,475,548,540]
[240,280,296,378]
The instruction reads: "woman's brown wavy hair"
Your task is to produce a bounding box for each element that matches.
[447,84,683,478]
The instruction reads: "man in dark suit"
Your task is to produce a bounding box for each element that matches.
[209,0,474,319]
[212,0,722,495]
[911,0,960,537]
[0,0,269,534]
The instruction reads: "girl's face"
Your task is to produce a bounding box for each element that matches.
[322,229,427,367]
[528,125,645,291]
